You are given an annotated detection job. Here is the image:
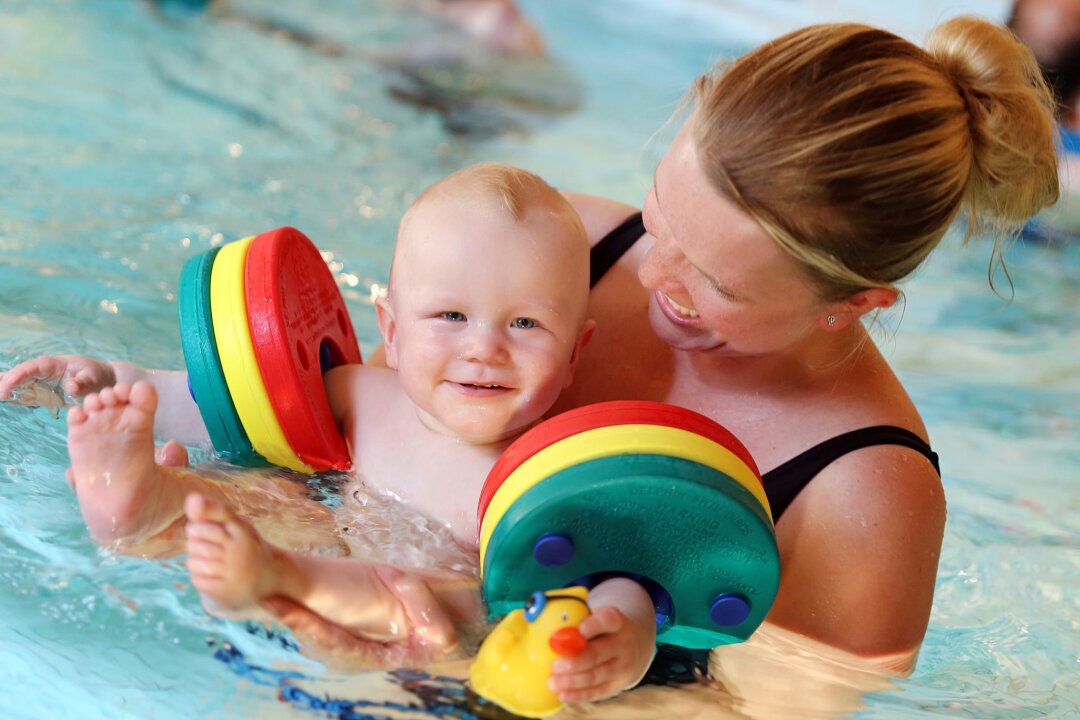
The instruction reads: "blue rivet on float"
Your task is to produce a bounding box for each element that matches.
[709,593,751,627]
[319,339,334,374]
[532,533,575,567]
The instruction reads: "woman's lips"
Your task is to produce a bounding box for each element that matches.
[655,291,701,327]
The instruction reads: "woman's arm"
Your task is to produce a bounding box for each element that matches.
[269,554,482,645]
[561,192,639,245]
[765,444,945,668]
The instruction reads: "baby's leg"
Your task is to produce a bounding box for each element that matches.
[185,492,483,648]
[67,381,195,545]
[185,492,285,613]
[67,380,251,555]
[184,491,405,639]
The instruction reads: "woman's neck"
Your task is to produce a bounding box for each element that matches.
[674,326,870,397]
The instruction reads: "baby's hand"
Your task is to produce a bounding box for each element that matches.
[548,605,655,706]
[0,355,116,406]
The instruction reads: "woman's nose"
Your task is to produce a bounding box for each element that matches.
[638,233,684,291]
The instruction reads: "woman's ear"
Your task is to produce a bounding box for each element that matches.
[818,287,898,331]
[375,297,399,369]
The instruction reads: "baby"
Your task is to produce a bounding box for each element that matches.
[1,163,656,703]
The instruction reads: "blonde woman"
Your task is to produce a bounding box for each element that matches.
[533,15,1060,700]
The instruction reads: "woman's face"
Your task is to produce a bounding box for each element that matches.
[638,121,830,358]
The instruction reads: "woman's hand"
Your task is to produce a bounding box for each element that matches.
[548,603,655,705]
[0,354,116,406]
[261,565,461,670]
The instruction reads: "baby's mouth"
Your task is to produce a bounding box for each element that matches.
[449,381,511,396]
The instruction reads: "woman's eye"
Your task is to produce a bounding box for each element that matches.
[705,276,738,301]
[512,317,536,329]
[441,311,466,322]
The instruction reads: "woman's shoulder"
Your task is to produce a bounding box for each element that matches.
[560,191,640,246]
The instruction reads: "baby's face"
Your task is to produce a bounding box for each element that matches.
[380,194,590,444]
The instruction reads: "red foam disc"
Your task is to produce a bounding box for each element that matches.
[476,400,760,534]
[244,227,362,471]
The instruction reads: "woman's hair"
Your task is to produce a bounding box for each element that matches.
[691,16,1060,300]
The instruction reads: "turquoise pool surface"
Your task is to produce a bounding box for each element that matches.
[1,1,1077,718]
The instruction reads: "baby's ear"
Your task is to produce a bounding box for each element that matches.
[374,297,399,369]
[563,319,596,388]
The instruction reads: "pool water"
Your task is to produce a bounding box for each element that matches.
[1,0,1077,718]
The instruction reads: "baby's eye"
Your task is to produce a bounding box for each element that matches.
[441,311,466,322]
[512,317,536,329]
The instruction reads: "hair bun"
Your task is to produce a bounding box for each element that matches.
[926,16,1059,226]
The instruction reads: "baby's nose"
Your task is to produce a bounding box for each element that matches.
[463,326,510,364]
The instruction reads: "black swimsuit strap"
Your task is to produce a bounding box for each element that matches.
[590,212,644,287]
[762,425,940,522]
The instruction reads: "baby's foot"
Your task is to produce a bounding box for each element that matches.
[185,492,284,613]
[67,380,171,542]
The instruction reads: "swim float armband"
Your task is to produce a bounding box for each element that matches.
[478,401,780,650]
[178,227,361,472]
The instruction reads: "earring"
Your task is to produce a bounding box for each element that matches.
[826,314,837,327]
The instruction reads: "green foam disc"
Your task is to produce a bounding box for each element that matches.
[482,453,780,649]
[178,248,263,465]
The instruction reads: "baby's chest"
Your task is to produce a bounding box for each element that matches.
[351,429,489,527]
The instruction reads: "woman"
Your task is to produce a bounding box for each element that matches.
[545,14,1058,671]
[345,15,1056,690]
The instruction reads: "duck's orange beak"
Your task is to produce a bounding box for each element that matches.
[549,627,587,657]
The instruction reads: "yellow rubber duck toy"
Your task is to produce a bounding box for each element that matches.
[469,587,591,718]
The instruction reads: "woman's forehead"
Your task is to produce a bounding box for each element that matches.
[655,130,814,293]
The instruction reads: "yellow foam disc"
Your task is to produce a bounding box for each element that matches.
[210,236,313,473]
[479,423,770,568]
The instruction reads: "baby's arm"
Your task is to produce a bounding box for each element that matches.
[548,577,657,704]
[1,355,208,445]
[110,362,208,444]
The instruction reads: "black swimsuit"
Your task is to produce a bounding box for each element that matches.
[590,213,941,523]
[595,212,941,684]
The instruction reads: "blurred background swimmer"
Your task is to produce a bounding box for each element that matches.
[1009,0,1080,238]
[145,0,582,137]
[373,0,583,136]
